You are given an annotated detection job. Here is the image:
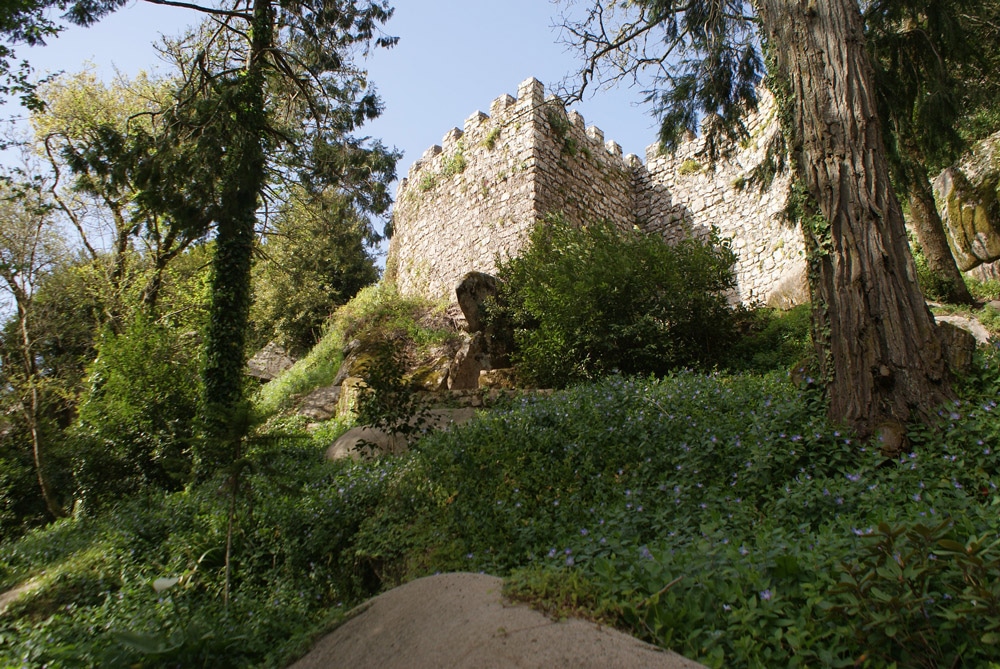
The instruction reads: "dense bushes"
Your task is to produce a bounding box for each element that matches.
[417,363,1000,667]
[492,216,741,387]
[722,303,813,373]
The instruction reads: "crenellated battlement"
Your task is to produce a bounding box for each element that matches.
[388,77,807,309]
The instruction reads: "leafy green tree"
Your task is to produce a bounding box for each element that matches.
[3,1,398,470]
[72,313,202,507]
[118,1,399,468]
[0,176,68,518]
[561,0,956,439]
[31,69,204,317]
[252,188,379,355]
[495,216,739,388]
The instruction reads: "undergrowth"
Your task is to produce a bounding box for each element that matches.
[2,347,999,667]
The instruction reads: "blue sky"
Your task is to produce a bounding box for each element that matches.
[6,0,663,243]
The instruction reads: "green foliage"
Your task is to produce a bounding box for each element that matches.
[911,235,964,302]
[483,127,501,150]
[440,143,466,177]
[723,304,813,374]
[828,520,1000,668]
[969,278,1000,302]
[493,215,740,387]
[251,188,379,355]
[415,368,1000,667]
[71,315,201,508]
[354,341,430,439]
[254,282,455,417]
[677,158,702,175]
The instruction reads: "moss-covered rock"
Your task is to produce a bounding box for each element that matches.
[933,131,1000,271]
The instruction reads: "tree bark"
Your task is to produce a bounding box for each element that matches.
[905,160,975,305]
[756,0,953,439]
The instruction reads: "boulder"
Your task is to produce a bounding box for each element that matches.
[247,342,296,381]
[933,131,1000,272]
[326,407,478,461]
[934,314,992,346]
[337,377,366,417]
[326,426,407,460]
[454,271,514,369]
[455,271,499,333]
[448,333,486,390]
[479,368,519,389]
[298,385,342,421]
[936,320,977,377]
[407,355,453,391]
[764,264,809,310]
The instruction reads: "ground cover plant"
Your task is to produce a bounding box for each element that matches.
[1,348,998,667]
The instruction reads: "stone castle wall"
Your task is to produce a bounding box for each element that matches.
[388,77,807,307]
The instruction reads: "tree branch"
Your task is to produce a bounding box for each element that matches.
[141,0,252,21]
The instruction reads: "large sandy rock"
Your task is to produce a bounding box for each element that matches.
[288,573,707,669]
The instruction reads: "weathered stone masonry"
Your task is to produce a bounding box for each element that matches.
[387,77,808,307]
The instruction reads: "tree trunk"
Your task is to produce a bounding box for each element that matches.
[757,0,953,439]
[906,160,975,305]
[200,0,273,463]
[17,303,66,519]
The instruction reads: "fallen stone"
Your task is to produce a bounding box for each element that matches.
[455,271,499,333]
[448,333,485,390]
[326,426,407,460]
[936,320,978,377]
[326,408,478,461]
[297,385,342,421]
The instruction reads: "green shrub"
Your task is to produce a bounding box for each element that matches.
[3,363,1000,668]
[492,216,740,387]
[71,316,201,507]
[724,303,813,373]
[912,239,963,302]
[969,278,1000,302]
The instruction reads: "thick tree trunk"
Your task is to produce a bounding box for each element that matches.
[906,161,975,305]
[757,0,953,439]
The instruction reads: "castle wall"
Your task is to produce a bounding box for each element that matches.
[640,92,807,306]
[388,77,808,308]
[388,79,545,301]
[531,93,637,232]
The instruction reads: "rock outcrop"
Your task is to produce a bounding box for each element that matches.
[933,130,1000,272]
[247,342,296,381]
